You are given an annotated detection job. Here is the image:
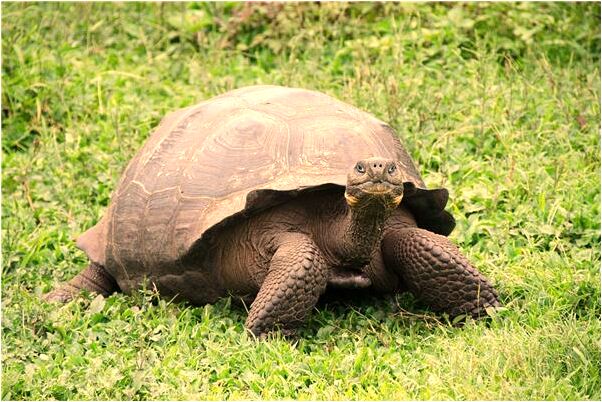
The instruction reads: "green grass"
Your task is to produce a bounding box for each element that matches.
[2,2,600,400]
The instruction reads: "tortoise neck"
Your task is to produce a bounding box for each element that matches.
[337,200,391,266]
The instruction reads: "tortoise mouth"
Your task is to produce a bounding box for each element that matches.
[344,181,404,208]
[359,181,396,195]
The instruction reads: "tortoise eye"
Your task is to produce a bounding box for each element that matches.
[387,164,397,174]
[355,163,366,174]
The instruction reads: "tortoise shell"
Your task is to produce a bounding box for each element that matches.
[77,85,454,292]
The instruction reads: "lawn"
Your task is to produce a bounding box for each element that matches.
[2,2,600,400]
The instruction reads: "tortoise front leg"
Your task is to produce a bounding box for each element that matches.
[381,227,500,318]
[245,234,328,337]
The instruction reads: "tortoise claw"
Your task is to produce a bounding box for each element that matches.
[42,286,78,303]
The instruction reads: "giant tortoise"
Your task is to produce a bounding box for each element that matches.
[45,85,500,336]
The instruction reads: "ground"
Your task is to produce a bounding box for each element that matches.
[2,2,600,400]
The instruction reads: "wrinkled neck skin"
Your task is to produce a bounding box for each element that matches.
[336,199,393,267]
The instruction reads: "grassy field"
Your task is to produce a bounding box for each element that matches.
[2,2,600,400]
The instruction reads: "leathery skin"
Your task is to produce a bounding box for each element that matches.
[244,234,328,337]
[43,263,119,303]
[382,227,500,317]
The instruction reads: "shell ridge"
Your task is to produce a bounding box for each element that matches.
[137,108,208,274]
[111,105,210,280]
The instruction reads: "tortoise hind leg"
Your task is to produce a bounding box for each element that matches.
[381,227,500,318]
[43,263,119,303]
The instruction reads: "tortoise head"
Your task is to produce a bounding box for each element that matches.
[344,157,405,210]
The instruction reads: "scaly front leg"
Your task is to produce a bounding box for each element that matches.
[381,227,501,318]
[245,234,328,337]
